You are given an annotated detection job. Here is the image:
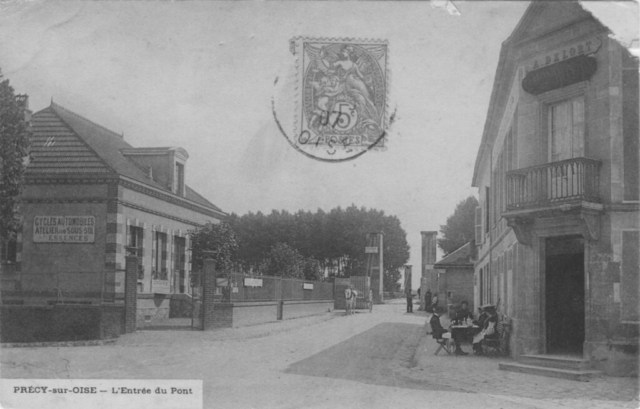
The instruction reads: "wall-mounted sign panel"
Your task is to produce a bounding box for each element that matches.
[522,55,597,96]
[244,278,263,287]
[33,216,96,243]
[365,246,378,253]
[303,283,314,290]
[152,279,170,294]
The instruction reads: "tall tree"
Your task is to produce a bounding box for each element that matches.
[437,196,479,256]
[189,221,238,273]
[257,242,304,278]
[228,205,410,290]
[0,69,30,242]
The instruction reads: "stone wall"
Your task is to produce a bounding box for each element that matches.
[0,305,124,343]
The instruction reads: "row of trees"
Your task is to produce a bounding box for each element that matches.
[190,205,411,291]
[0,69,31,245]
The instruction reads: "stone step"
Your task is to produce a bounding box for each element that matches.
[499,362,603,382]
[518,354,591,370]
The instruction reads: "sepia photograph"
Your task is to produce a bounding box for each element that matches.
[0,1,638,408]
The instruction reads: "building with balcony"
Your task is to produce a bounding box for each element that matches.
[471,2,638,376]
[0,100,226,324]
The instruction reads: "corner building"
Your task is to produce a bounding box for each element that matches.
[471,2,638,376]
[2,101,225,323]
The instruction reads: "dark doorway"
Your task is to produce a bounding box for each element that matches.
[545,236,585,355]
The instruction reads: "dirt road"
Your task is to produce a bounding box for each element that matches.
[1,299,618,409]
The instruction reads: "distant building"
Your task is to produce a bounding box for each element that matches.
[433,242,476,314]
[472,2,638,376]
[1,101,225,323]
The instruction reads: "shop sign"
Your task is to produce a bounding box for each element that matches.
[152,279,170,294]
[525,37,601,73]
[522,54,597,96]
[244,278,263,287]
[33,215,95,243]
[365,246,378,253]
[303,283,314,290]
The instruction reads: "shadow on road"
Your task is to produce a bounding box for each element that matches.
[285,322,468,393]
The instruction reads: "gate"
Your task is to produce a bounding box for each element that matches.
[334,276,373,312]
[136,270,203,331]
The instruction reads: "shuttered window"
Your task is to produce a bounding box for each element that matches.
[475,206,483,244]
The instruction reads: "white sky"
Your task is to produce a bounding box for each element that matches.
[0,1,536,288]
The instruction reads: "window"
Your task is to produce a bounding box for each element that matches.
[153,232,168,280]
[549,96,584,162]
[128,226,144,279]
[174,236,186,293]
[623,53,639,201]
[1,239,17,264]
[475,206,483,244]
[175,162,185,196]
[485,187,490,234]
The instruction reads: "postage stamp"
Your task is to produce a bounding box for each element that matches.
[286,38,389,162]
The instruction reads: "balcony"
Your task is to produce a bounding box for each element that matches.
[504,157,603,245]
[506,157,601,211]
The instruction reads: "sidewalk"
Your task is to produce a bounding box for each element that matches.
[394,313,640,409]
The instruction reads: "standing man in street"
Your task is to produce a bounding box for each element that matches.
[425,289,432,312]
[406,290,413,313]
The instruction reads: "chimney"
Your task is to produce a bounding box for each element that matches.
[15,94,32,125]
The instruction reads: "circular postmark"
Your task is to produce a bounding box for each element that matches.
[273,38,389,162]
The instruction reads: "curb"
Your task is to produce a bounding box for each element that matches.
[1,339,117,348]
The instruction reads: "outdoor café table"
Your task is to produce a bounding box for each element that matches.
[450,324,480,345]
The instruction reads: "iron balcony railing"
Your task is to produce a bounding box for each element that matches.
[506,157,601,211]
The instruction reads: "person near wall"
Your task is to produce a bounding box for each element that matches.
[431,292,439,313]
[472,305,498,355]
[406,290,414,313]
[424,289,432,312]
[417,287,421,307]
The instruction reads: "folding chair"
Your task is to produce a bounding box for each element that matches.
[434,333,453,355]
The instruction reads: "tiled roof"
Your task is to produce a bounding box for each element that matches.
[29,103,223,213]
[434,242,474,267]
[28,109,111,174]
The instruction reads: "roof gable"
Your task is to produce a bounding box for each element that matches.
[30,103,223,214]
[28,108,111,175]
[434,242,474,267]
[511,2,594,45]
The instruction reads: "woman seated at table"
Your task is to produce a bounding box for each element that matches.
[472,305,498,355]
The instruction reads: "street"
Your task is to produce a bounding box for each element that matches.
[1,299,638,409]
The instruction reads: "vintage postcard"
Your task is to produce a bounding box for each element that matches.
[0,1,638,409]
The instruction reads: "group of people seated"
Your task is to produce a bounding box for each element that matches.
[429,301,499,356]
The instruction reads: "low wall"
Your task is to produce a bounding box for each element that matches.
[232,302,279,327]
[0,305,124,343]
[205,300,333,329]
[282,300,333,320]
[136,294,170,328]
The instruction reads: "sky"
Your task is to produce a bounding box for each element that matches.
[0,0,537,288]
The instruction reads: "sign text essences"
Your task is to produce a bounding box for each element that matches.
[33,216,95,243]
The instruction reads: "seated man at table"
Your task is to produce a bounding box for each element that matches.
[453,301,473,324]
[430,311,467,355]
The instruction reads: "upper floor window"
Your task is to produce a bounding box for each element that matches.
[549,96,584,162]
[175,162,185,196]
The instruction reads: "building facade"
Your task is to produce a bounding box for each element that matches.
[433,242,476,315]
[472,2,638,376]
[1,101,225,323]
